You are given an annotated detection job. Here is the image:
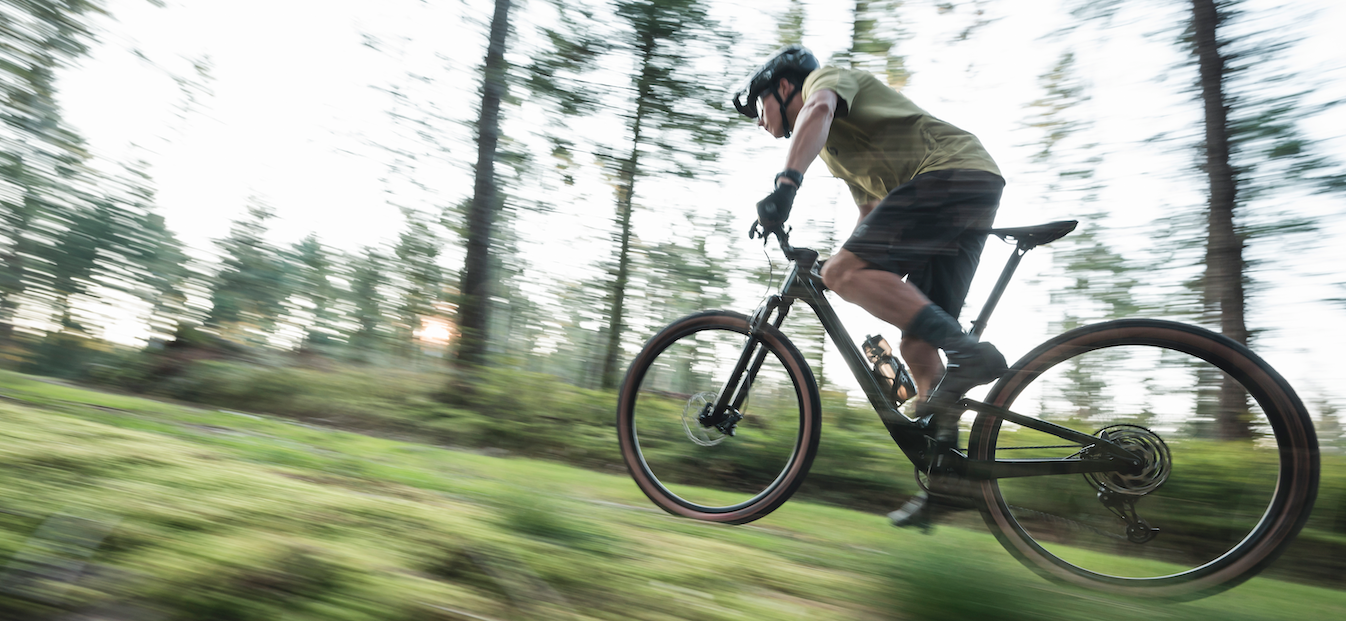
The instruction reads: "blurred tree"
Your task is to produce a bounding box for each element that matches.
[1317,398,1343,452]
[204,201,290,346]
[500,0,609,376]
[525,0,608,123]
[346,246,390,358]
[290,234,340,352]
[595,0,735,390]
[45,201,115,334]
[775,0,806,47]
[1065,0,1344,437]
[133,209,191,341]
[455,0,514,367]
[370,0,568,369]
[1186,0,1342,438]
[1022,51,1144,422]
[831,1,909,89]
[1191,0,1247,439]
[641,210,735,326]
[0,0,107,340]
[393,208,446,358]
[547,276,611,388]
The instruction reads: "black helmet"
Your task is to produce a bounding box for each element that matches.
[732,44,820,120]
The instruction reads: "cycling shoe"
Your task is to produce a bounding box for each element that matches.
[934,341,1008,398]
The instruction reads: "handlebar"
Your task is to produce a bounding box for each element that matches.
[750,220,818,272]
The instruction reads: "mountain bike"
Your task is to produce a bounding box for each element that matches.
[615,220,1319,600]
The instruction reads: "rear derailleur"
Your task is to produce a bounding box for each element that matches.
[1097,488,1160,544]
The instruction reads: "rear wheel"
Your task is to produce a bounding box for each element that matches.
[968,319,1318,599]
[617,311,821,524]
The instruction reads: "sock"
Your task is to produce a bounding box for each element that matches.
[903,304,978,353]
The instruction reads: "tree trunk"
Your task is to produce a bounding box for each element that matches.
[599,39,656,390]
[455,0,513,367]
[1192,0,1252,439]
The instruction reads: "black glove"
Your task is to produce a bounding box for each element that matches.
[755,183,797,231]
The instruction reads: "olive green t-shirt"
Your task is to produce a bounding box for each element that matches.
[801,66,1001,206]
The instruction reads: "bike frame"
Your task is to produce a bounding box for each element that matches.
[710,231,1142,481]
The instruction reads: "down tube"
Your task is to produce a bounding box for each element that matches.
[793,279,909,425]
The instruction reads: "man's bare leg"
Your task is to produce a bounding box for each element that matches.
[819,249,929,329]
[899,336,942,402]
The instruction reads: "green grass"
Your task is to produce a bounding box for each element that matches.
[1,370,1343,620]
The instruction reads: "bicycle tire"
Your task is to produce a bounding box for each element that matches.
[968,319,1318,599]
[617,311,821,524]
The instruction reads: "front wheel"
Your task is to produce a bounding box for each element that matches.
[617,311,821,524]
[969,319,1318,599]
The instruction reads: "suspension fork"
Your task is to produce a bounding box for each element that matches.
[706,295,793,425]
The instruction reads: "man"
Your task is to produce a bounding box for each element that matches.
[732,45,1008,528]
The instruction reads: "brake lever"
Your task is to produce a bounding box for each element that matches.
[748,220,790,245]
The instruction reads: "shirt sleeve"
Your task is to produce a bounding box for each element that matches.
[803,67,858,118]
[846,181,876,207]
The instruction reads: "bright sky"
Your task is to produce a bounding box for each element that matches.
[56,0,1346,414]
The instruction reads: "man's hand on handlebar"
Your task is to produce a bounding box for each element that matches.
[749,180,797,240]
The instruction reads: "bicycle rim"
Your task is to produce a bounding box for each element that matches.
[617,312,820,524]
[970,319,1318,599]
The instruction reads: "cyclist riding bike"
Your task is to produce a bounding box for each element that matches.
[733,45,1009,528]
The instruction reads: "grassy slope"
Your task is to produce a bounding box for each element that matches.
[0,371,1343,620]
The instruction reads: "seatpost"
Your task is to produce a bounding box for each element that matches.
[969,241,1030,339]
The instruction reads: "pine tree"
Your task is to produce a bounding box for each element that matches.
[595,0,735,390]
[0,0,107,339]
[1186,0,1343,437]
[393,208,445,358]
[204,201,290,346]
[455,0,514,367]
[290,234,339,351]
[347,246,390,359]
[1064,0,1344,437]
[1022,51,1144,422]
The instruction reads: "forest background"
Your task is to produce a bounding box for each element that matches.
[10,0,1340,420]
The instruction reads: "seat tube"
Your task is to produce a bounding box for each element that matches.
[970,243,1028,339]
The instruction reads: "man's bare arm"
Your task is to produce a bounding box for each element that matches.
[780,88,838,185]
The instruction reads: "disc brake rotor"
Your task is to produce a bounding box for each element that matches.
[682,392,726,446]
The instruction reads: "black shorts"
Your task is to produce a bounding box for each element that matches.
[841,169,1003,319]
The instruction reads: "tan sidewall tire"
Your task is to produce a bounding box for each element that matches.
[969,319,1319,600]
[616,311,822,525]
